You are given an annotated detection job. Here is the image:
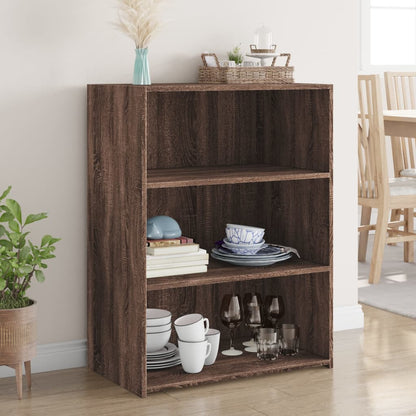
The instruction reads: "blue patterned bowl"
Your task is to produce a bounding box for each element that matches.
[223,238,265,255]
[225,224,265,244]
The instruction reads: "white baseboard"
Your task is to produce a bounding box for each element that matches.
[333,304,364,331]
[0,339,87,378]
[0,306,363,379]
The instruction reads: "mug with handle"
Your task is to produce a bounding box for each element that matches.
[174,313,209,342]
[178,339,212,373]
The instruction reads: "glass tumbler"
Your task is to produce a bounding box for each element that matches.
[279,324,299,356]
[256,327,279,361]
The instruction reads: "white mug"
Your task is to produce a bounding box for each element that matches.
[174,313,209,342]
[178,339,211,373]
[204,328,220,365]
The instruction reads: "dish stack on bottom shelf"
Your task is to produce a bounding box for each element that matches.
[146,237,209,278]
[146,309,181,370]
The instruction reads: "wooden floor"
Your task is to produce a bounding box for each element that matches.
[1,305,416,415]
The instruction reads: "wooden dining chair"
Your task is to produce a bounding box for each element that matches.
[385,72,416,178]
[358,74,416,284]
[385,72,416,225]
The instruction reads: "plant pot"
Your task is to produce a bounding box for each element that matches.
[0,300,37,399]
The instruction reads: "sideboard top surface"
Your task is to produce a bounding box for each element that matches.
[87,83,333,92]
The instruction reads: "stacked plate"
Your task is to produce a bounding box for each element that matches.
[212,224,298,266]
[146,309,181,370]
[147,342,181,370]
[211,244,293,266]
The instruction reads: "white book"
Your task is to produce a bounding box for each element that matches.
[146,243,199,256]
[146,264,208,279]
[147,259,209,270]
[146,249,208,265]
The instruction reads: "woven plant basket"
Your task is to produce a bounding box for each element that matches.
[0,301,37,365]
[199,53,294,84]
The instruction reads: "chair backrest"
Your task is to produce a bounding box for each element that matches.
[358,74,389,200]
[384,72,416,173]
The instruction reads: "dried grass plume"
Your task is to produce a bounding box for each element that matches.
[115,0,163,49]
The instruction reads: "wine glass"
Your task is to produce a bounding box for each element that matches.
[242,293,263,353]
[220,294,243,356]
[264,295,284,329]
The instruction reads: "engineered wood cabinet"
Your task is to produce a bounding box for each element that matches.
[87,83,333,397]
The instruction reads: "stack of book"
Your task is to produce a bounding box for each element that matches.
[146,237,209,278]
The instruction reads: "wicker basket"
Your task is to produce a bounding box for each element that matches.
[199,53,294,84]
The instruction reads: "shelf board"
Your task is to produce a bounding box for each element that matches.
[147,165,330,189]
[147,350,330,393]
[146,258,330,291]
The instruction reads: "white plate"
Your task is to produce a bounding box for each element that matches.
[147,350,180,365]
[211,251,292,266]
[146,342,177,358]
[213,245,286,259]
[147,361,181,370]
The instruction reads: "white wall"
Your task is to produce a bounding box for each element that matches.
[0,0,359,347]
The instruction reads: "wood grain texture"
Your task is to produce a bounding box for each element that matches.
[146,259,330,291]
[87,85,147,396]
[147,165,330,188]
[87,83,332,397]
[147,351,329,393]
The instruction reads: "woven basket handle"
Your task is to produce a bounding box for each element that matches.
[201,53,220,68]
[271,53,291,67]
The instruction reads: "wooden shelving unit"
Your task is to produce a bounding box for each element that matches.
[87,83,333,398]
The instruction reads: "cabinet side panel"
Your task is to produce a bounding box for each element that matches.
[87,85,147,396]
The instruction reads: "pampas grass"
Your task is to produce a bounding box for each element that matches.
[115,0,163,49]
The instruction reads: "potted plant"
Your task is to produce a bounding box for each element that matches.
[0,186,59,399]
[227,45,244,66]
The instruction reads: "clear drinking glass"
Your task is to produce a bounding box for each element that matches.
[279,323,299,356]
[243,293,263,353]
[257,327,279,361]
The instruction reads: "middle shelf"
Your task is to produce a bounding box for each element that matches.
[146,258,330,291]
[147,165,330,189]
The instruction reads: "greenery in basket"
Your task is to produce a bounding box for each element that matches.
[0,186,60,309]
[227,45,244,65]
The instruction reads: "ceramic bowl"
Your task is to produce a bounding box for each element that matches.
[225,224,265,244]
[146,322,171,334]
[146,308,172,327]
[146,328,172,353]
[223,238,265,255]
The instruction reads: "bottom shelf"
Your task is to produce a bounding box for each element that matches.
[146,349,330,393]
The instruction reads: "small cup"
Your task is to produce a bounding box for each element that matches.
[257,327,279,361]
[174,313,209,342]
[178,339,212,373]
[279,324,299,356]
[205,328,220,365]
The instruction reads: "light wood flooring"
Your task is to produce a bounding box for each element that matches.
[1,305,416,416]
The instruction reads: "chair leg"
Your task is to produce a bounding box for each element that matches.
[388,209,401,245]
[369,206,389,284]
[404,208,414,263]
[24,361,31,390]
[359,206,372,262]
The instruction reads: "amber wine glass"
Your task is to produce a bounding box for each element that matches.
[220,294,243,356]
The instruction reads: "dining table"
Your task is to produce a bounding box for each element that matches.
[384,109,416,137]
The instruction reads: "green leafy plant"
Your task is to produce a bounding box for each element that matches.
[0,186,60,309]
[227,45,244,65]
